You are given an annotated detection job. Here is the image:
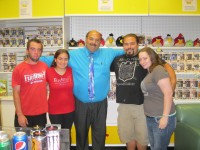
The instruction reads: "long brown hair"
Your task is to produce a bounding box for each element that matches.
[139,47,163,72]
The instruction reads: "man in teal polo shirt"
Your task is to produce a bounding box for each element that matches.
[40,30,124,150]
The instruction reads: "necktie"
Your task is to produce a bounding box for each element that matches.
[88,53,95,101]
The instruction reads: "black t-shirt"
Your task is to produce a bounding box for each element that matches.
[111,54,148,104]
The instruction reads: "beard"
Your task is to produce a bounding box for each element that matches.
[126,49,135,57]
[28,55,40,62]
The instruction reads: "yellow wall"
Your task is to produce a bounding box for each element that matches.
[1,0,199,19]
[32,0,64,17]
[0,0,64,19]
[0,0,19,18]
[149,0,200,15]
[65,0,149,15]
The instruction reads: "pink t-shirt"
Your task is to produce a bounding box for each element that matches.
[46,67,75,114]
[12,61,48,115]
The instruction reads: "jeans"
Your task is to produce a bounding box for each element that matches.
[146,115,176,150]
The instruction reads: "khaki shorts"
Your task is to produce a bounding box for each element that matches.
[117,104,149,146]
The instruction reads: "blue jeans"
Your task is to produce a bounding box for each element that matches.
[146,115,176,150]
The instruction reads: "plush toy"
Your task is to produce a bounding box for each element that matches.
[174,33,185,47]
[100,38,105,47]
[164,34,174,47]
[116,35,123,47]
[105,33,116,47]
[193,38,200,47]
[185,40,194,47]
[77,39,85,47]
[151,36,163,47]
[68,38,77,47]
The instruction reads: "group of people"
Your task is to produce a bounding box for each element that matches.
[12,30,176,150]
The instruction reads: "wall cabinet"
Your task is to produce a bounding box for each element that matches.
[0,0,64,19]
[65,0,148,15]
[149,0,200,15]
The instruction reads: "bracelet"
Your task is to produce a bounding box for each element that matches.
[162,114,169,117]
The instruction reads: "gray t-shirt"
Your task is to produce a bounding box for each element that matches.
[141,65,175,116]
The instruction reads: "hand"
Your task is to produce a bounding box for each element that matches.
[158,117,168,129]
[18,114,29,127]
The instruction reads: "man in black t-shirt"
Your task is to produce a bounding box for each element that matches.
[111,34,148,150]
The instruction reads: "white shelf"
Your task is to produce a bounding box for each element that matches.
[0,96,13,101]
[68,46,200,50]
[0,72,12,74]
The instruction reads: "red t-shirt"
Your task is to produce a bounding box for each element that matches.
[12,61,48,115]
[46,67,75,114]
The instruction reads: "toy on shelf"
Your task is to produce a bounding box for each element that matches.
[193,38,200,47]
[77,39,85,47]
[100,38,105,47]
[164,34,174,47]
[151,36,163,47]
[185,40,194,47]
[174,33,185,47]
[105,33,116,47]
[138,34,145,46]
[68,38,77,47]
[116,35,123,47]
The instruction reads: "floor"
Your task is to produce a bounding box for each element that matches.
[71,146,174,150]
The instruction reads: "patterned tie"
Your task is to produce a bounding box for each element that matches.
[88,53,95,101]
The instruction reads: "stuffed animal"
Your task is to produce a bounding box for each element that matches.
[105,33,116,47]
[68,38,77,47]
[174,33,185,47]
[116,35,123,47]
[77,39,85,47]
[100,38,105,47]
[164,34,174,47]
[151,36,163,47]
[185,40,194,47]
[193,38,200,47]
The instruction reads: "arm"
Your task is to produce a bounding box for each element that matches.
[163,63,177,91]
[157,77,173,129]
[13,85,28,127]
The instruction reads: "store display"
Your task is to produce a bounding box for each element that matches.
[77,39,85,47]
[164,34,174,47]
[138,34,145,46]
[0,80,7,96]
[68,38,77,47]
[185,40,194,47]
[193,38,200,47]
[100,38,105,47]
[174,33,185,47]
[0,27,25,47]
[105,33,116,47]
[151,36,163,47]
[1,52,16,72]
[116,35,123,47]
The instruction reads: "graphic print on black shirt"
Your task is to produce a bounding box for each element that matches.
[112,54,147,104]
[119,60,136,82]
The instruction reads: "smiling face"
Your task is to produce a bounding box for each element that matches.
[138,51,152,70]
[85,30,102,52]
[123,35,139,57]
[55,52,69,69]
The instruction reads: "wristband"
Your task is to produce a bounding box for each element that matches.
[162,114,169,117]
